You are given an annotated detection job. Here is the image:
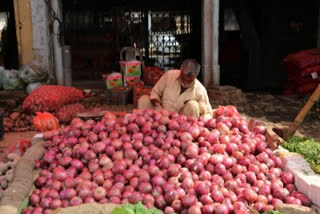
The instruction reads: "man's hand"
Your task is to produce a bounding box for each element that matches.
[151,99,162,111]
[151,99,161,107]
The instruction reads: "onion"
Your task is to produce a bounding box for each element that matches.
[196,182,210,195]
[40,198,52,209]
[164,206,175,214]
[182,195,197,207]
[211,190,224,202]
[215,204,229,214]
[281,172,294,184]
[243,188,258,203]
[60,188,76,200]
[215,164,226,175]
[188,205,202,214]
[53,167,67,182]
[155,195,167,210]
[29,194,40,206]
[138,182,152,194]
[128,123,139,133]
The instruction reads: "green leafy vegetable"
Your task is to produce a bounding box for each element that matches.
[17,197,29,214]
[111,202,162,214]
[283,136,320,173]
[263,211,283,214]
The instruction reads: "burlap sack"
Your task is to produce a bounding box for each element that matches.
[52,202,120,214]
[0,139,45,214]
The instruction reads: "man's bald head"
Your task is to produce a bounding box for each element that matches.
[180,59,201,77]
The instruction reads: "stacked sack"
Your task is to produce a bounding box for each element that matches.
[283,48,320,94]
[23,85,85,124]
[143,66,165,86]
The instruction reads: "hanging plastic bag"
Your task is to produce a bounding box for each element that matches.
[2,69,25,90]
[26,82,45,94]
[19,63,48,84]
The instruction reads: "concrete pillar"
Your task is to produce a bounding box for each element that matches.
[30,0,53,82]
[201,0,220,87]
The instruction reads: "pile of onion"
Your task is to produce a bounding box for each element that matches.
[22,107,312,214]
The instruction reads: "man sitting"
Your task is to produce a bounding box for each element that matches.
[138,59,213,120]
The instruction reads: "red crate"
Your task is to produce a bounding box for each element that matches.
[143,66,165,85]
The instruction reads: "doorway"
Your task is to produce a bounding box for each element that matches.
[62,0,201,81]
[0,0,19,69]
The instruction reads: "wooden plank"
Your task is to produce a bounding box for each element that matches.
[13,0,33,66]
[284,84,320,139]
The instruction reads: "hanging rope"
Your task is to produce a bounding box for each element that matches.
[43,0,64,46]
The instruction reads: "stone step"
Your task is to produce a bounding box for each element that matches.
[207,85,247,105]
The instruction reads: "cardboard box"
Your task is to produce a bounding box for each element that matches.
[103,73,123,89]
[120,60,141,76]
[124,75,141,86]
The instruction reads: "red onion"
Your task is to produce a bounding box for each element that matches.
[281,172,294,184]
[182,194,197,207]
[196,182,210,195]
[243,188,258,203]
[215,204,229,214]
[29,194,40,206]
[211,190,224,203]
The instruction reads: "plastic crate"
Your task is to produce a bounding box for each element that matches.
[106,87,131,105]
[0,112,3,139]
[143,66,165,85]
[133,86,152,106]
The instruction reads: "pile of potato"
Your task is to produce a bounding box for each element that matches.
[0,153,21,198]
[3,112,34,132]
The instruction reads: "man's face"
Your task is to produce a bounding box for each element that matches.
[179,70,196,88]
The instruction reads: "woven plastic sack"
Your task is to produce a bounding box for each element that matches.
[33,112,59,132]
[23,85,84,112]
[300,65,320,77]
[19,64,48,84]
[55,103,85,123]
[1,69,25,90]
[52,203,120,214]
[26,82,45,94]
[283,49,320,69]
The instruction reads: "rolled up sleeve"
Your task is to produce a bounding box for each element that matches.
[199,91,213,119]
[150,72,168,101]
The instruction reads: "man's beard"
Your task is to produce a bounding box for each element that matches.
[179,78,193,88]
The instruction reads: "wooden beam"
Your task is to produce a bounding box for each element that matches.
[284,84,320,139]
[13,0,33,66]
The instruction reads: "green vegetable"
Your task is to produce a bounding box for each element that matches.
[283,136,320,173]
[111,202,162,214]
[263,211,283,214]
[17,197,29,214]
